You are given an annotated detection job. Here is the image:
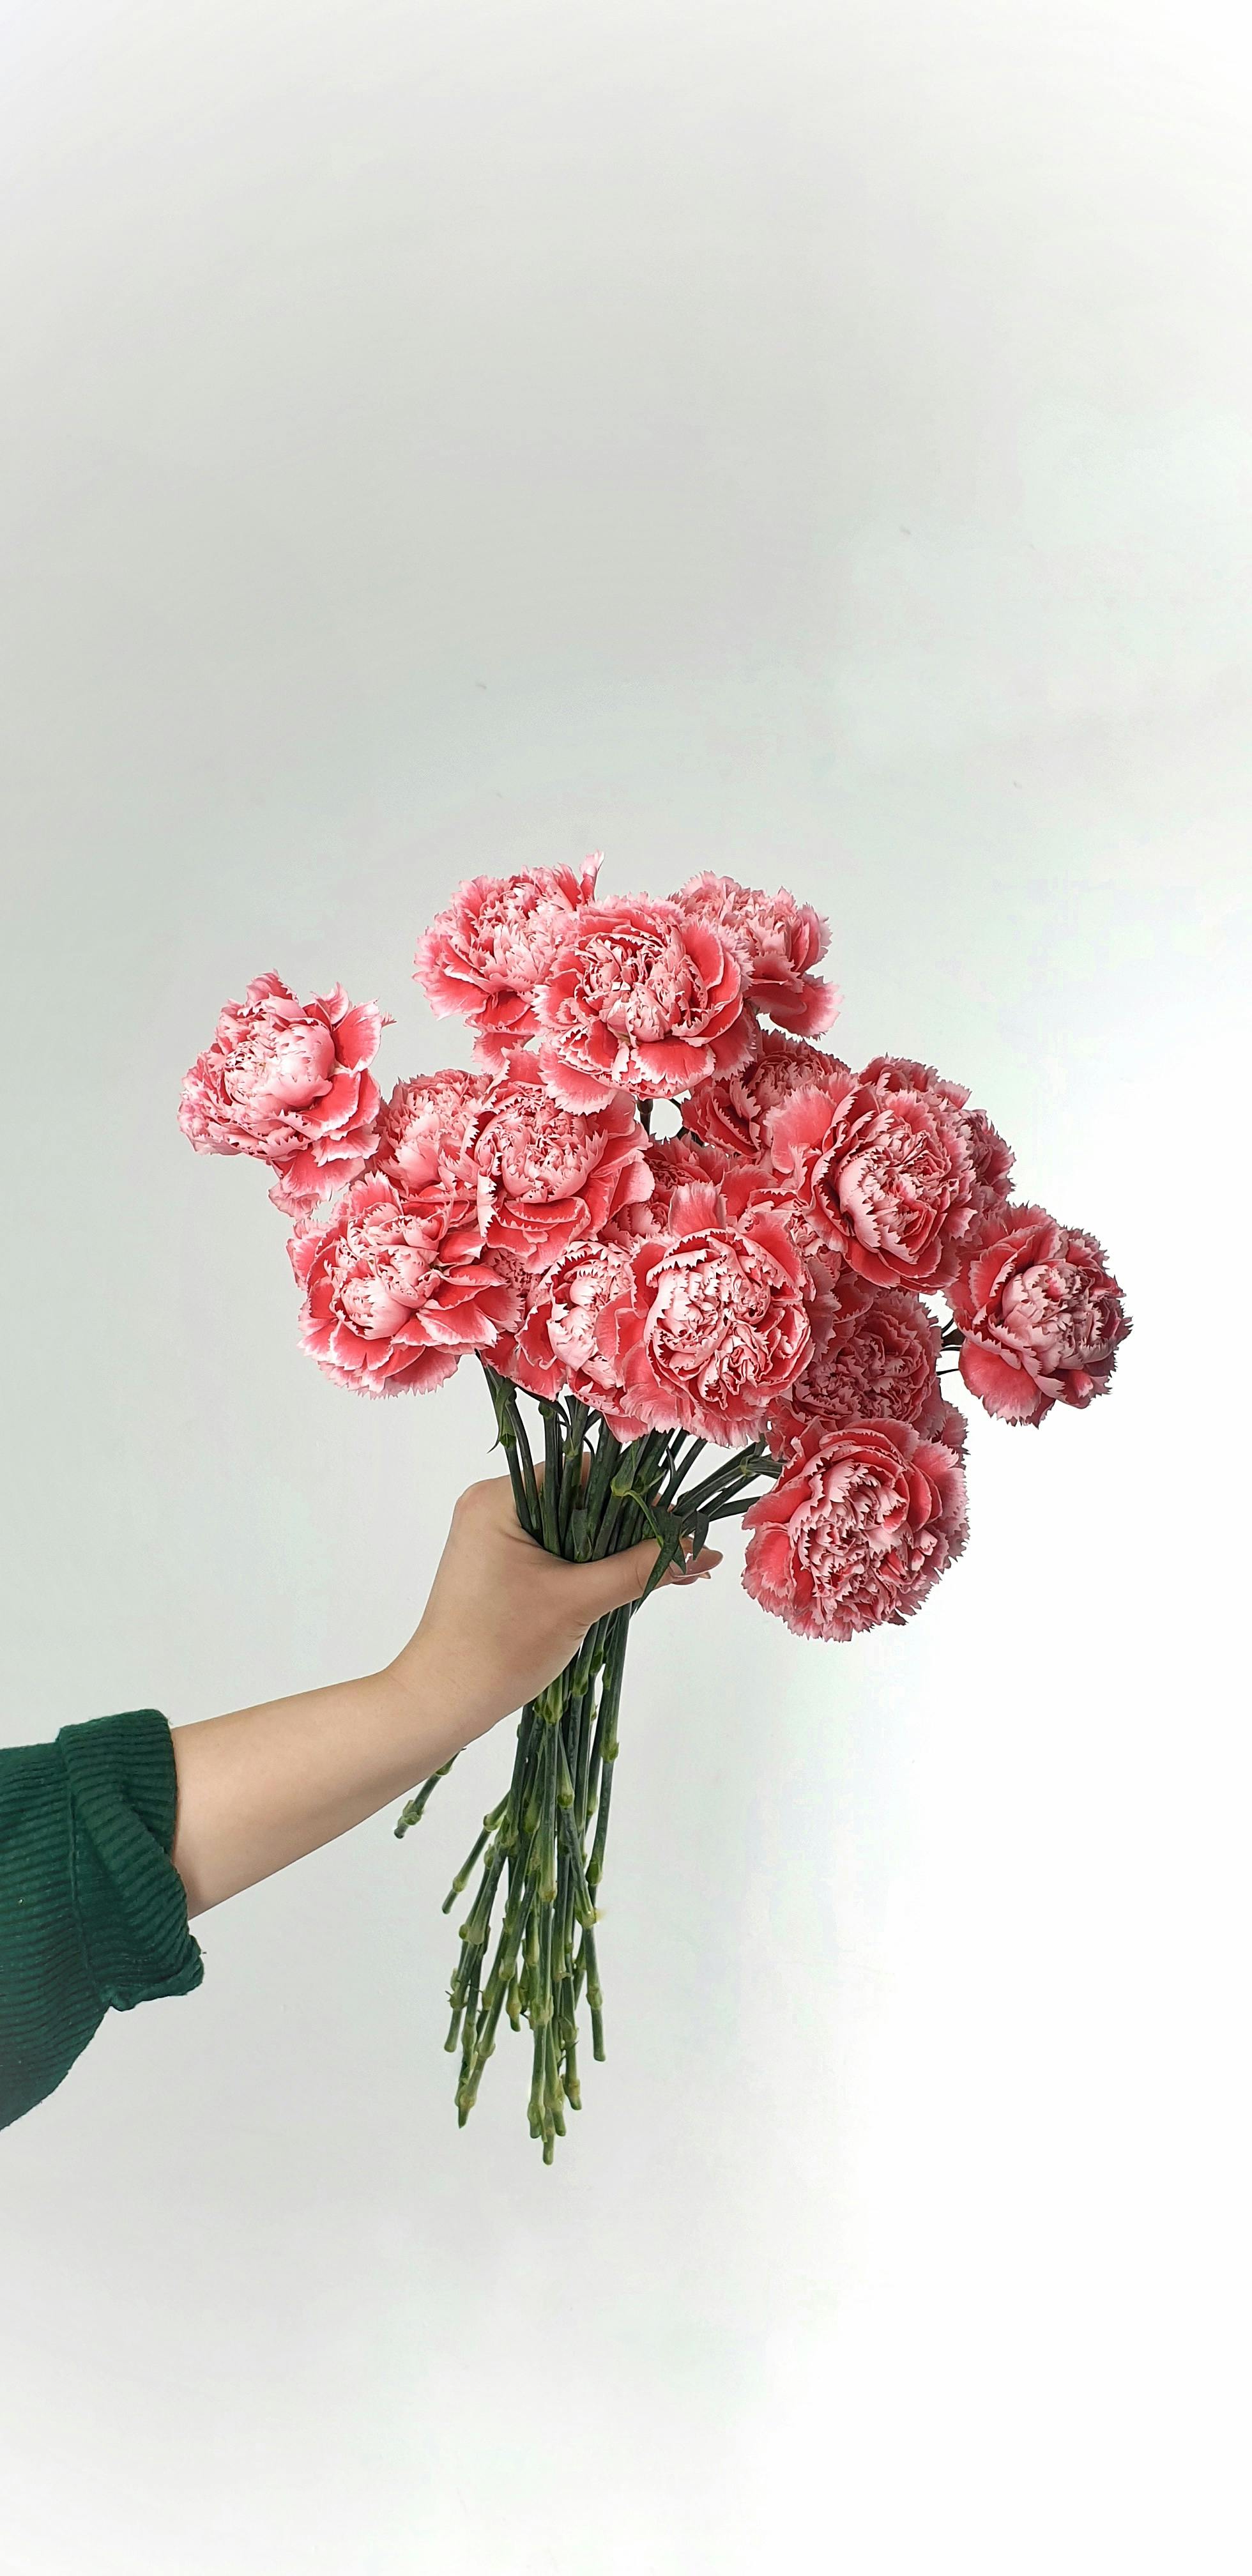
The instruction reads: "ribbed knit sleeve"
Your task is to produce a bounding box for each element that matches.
[1,1709,203,2133]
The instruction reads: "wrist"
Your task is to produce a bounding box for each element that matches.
[370,1630,498,1793]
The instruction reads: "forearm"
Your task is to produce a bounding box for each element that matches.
[169,1650,464,1918]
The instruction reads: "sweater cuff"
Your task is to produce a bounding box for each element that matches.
[57,1710,204,2013]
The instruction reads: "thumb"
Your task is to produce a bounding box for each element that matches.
[571,1536,662,1618]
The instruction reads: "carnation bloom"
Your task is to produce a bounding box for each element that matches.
[533,897,756,1108]
[289,1174,519,1397]
[772,1274,947,1444]
[614,1132,736,1236]
[767,1064,977,1289]
[743,1417,968,1641]
[413,859,600,1059]
[507,1236,645,1438]
[671,873,840,1037]
[949,1205,1131,1424]
[712,1156,832,1266]
[179,972,386,1214]
[474,1243,532,1377]
[466,1059,653,1271]
[930,1397,970,1457]
[617,1137,833,1301]
[372,1068,491,1201]
[683,1029,845,1158]
[862,1055,1014,1238]
[615,1186,816,1443]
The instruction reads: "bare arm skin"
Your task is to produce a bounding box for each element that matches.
[169,1477,718,1918]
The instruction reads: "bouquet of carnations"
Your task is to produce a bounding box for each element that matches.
[180,859,1129,2157]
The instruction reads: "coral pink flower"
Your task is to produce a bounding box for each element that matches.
[179,972,386,1214]
[771,1275,947,1444]
[671,873,840,1037]
[712,1156,833,1266]
[615,1194,816,1443]
[615,1142,835,1324]
[683,1029,844,1158]
[614,1132,736,1236]
[475,1243,532,1377]
[949,1206,1131,1424]
[930,1397,969,1457]
[466,1059,653,1271]
[413,860,600,1059]
[372,1068,491,1201]
[533,897,756,1108]
[767,1064,977,1289]
[507,1236,645,1438]
[744,1417,968,1641]
[289,1175,520,1397]
[862,1055,1014,1238]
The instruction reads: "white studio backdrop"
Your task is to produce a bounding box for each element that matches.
[0,3,1248,2570]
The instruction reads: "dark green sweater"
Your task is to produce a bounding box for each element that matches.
[0,1710,203,2131]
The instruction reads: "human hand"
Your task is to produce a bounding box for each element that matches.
[385,1475,721,1751]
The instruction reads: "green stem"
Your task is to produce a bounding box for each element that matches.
[538,1400,563,1553]
[440,1795,510,1915]
[696,1489,777,1524]
[481,1363,541,1533]
[558,1799,598,1929]
[671,1440,775,1516]
[587,1621,627,1893]
[424,1380,662,2154]
[584,1414,622,1536]
[559,1399,590,1547]
[580,1922,606,2060]
[659,1433,706,1503]
[393,1754,457,1839]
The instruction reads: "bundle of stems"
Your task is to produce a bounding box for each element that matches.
[395,1365,781,2159]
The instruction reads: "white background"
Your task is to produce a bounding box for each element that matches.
[1,3,1248,2569]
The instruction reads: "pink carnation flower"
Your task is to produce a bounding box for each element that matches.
[507,1236,646,1439]
[466,1059,653,1271]
[619,1137,834,1273]
[671,873,840,1037]
[767,1063,979,1289]
[949,1205,1131,1425]
[533,896,757,1108]
[712,1156,833,1267]
[772,1274,947,1445]
[473,1243,532,1377]
[744,1417,968,1641]
[615,1189,816,1443]
[289,1174,520,1397]
[683,1029,844,1158]
[931,1397,970,1456]
[862,1055,1014,1238]
[614,1132,736,1236]
[413,860,600,1059]
[178,972,386,1215]
[372,1068,491,1200]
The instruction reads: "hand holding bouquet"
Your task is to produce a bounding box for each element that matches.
[181,856,1129,2156]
